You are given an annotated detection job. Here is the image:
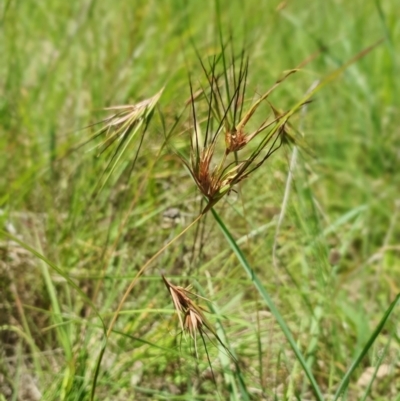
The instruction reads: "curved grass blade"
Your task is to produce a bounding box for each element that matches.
[2,230,108,399]
[360,335,392,401]
[333,293,400,400]
[1,230,106,333]
[210,208,325,401]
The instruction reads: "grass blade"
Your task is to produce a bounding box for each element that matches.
[0,230,106,333]
[333,293,400,400]
[211,208,325,401]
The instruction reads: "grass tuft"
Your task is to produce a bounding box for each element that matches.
[1,1,400,400]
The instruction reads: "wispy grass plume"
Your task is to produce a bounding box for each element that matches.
[79,88,164,196]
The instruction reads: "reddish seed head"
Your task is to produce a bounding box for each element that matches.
[225,128,249,154]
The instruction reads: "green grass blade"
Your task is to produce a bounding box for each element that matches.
[360,335,392,401]
[0,230,106,334]
[94,118,144,196]
[333,293,400,400]
[211,208,325,401]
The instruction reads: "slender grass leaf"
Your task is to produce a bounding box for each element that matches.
[211,208,325,401]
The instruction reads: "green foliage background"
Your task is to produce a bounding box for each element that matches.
[1,0,399,400]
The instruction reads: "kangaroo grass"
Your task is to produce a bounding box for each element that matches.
[206,40,384,401]
[90,40,383,399]
[77,88,163,198]
[162,275,236,359]
[91,213,204,400]
[177,46,333,216]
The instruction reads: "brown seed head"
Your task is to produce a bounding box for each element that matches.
[184,306,204,339]
[225,127,249,154]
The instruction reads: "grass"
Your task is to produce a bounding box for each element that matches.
[1,0,400,400]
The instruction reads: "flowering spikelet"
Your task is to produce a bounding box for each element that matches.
[162,275,236,364]
[76,88,164,196]
[177,49,309,212]
[225,127,248,154]
[82,88,164,155]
